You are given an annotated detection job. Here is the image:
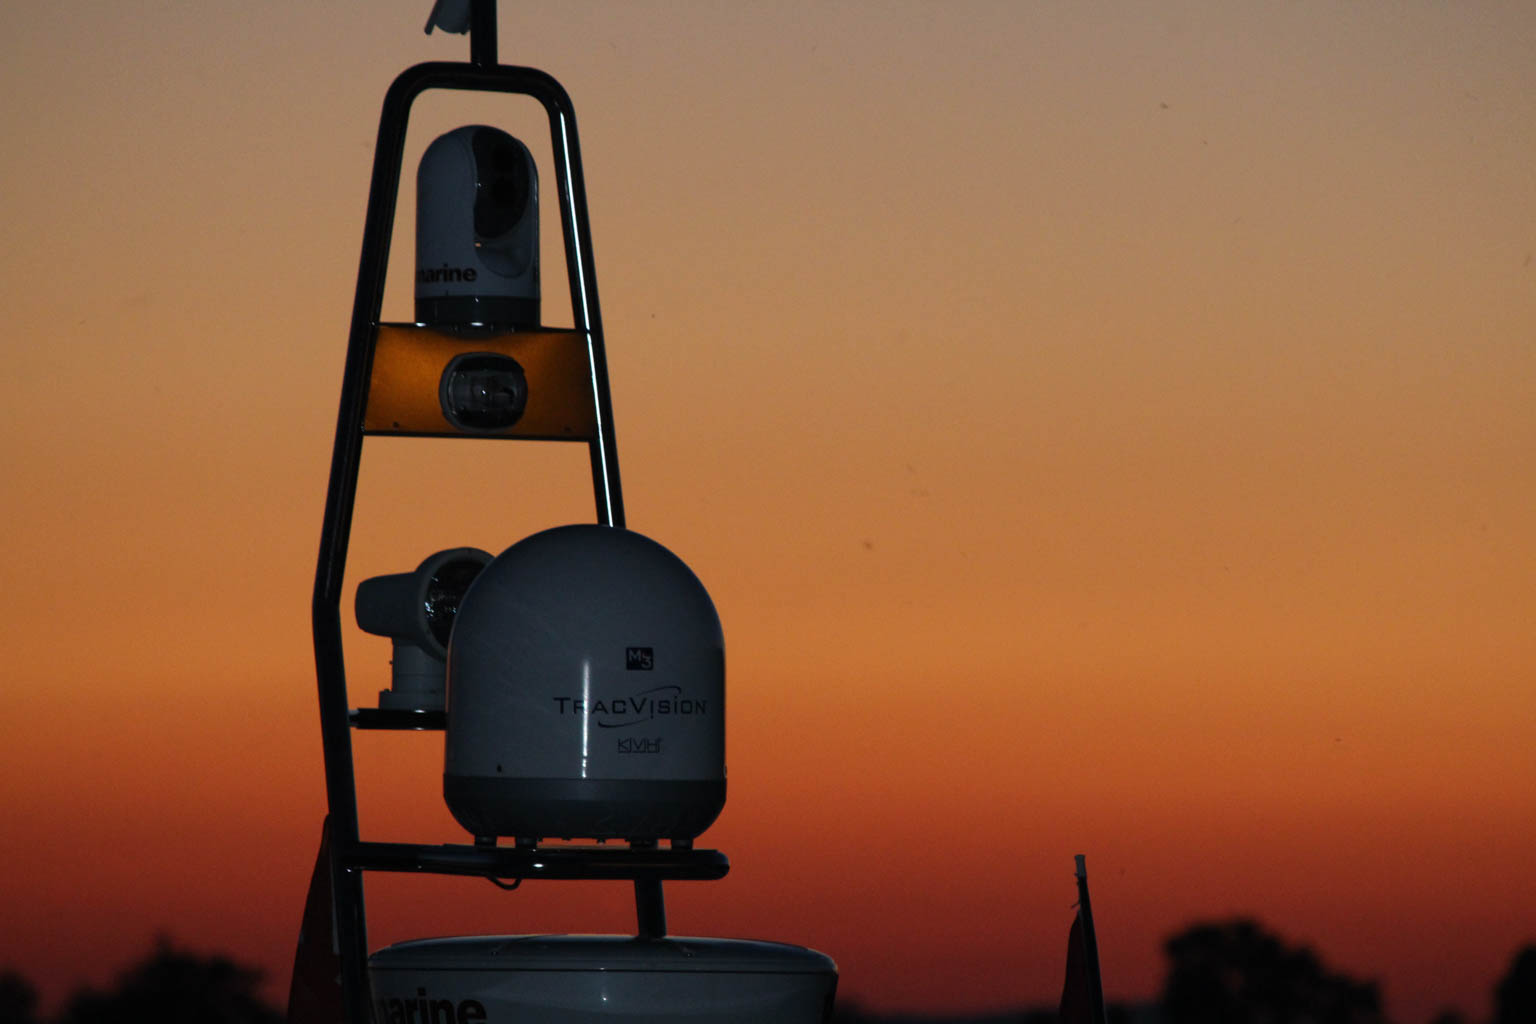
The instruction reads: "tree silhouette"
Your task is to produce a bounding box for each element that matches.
[1493,944,1536,1024]
[1426,1009,1466,1024]
[0,971,38,1024]
[1159,919,1385,1024]
[54,937,281,1024]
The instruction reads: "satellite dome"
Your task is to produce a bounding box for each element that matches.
[444,524,725,841]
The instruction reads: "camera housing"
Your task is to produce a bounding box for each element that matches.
[356,547,493,712]
[416,125,540,330]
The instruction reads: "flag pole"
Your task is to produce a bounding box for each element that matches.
[1073,854,1108,1024]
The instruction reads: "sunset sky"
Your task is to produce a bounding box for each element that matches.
[2,3,1534,1022]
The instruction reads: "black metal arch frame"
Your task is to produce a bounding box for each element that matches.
[307,8,726,1023]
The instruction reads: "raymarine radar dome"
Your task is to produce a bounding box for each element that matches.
[369,936,837,1024]
[444,525,725,842]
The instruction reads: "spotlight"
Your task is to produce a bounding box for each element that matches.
[356,547,493,712]
[439,351,528,432]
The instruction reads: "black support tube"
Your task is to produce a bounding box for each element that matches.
[635,879,668,938]
[470,0,496,67]
[339,842,728,881]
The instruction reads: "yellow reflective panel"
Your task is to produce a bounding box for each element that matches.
[364,325,596,440]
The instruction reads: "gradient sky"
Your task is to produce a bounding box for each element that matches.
[2,3,1534,1022]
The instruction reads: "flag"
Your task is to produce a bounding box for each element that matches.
[287,817,345,1024]
[1058,854,1107,1024]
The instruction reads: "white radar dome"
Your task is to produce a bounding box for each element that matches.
[368,936,837,1024]
[444,525,725,841]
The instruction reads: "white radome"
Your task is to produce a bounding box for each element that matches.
[444,524,726,841]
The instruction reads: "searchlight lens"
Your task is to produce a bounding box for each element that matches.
[440,351,528,432]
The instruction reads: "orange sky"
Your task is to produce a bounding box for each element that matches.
[2,3,1534,1022]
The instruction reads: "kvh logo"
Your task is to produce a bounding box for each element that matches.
[618,736,663,754]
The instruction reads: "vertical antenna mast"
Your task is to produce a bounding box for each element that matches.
[470,0,497,66]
